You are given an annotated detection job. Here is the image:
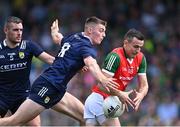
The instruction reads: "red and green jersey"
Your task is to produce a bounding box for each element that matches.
[92,47,147,98]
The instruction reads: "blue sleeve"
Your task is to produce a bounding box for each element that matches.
[80,43,97,59]
[28,41,44,57]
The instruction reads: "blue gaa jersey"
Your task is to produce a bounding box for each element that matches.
[41,32,97,91]
[0,40,43,94]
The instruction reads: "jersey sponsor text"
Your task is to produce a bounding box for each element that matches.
[0,62,27,72]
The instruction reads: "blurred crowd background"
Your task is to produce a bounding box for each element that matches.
[0,0,180,126]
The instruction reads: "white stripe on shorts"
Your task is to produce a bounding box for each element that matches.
[38,87,48,97]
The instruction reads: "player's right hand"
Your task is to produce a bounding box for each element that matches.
[81,66,88,72]
[100,77,119,92]
[117,90,135,112]
[51,19,63,44]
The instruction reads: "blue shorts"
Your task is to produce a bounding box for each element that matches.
[29,76,66,109]
[0,92,28,117]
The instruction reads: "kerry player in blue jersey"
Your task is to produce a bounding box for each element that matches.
[0,16,119,125]
[0,16,87,126]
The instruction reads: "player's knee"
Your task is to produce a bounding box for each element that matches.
[79,119,85,126]
[26,122,40,126]
[26,116,41,126]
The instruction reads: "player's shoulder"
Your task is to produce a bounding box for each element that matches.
[137,51,145,58]
[0,40,8,50]
[21,39,38,46]
[21,39,32,44]
[19,40,39,50]
[19,40,30,49]
[64,32,92,46]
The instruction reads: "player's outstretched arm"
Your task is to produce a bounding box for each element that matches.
[84,56,119,91]
[38,52,55,65]
[51,19,64,45]
[133,74,149,111]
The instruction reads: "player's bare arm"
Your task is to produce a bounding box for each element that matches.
[84,56,119,91]
[51,19,64,45]
[38,52,55,64]
[133,74,148,111]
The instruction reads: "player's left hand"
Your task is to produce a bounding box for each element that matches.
[117,90,135,112]
[132,89,144,111]
[81,66,88,72]
[51,19,62,44]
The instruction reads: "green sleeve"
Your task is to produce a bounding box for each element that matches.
[102,52,120,75]
[138,56,147,73]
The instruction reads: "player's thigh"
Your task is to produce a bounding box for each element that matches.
[52,92,84,121]
[11,93,28,115]
[26,115,41,126]
[85,118,98,126]
[84,92,104,125]
[101,117,120,126]
[0,95,11,117]
[10,99,45,125]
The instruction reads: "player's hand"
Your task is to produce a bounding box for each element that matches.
[77,66,89,73]
[132,89,144,111]
[100,78,119,92]
[81,66,88,72]
[117,90,135,112]
[51,19,62,44]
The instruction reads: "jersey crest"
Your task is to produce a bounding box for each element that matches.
[19,52,25,59]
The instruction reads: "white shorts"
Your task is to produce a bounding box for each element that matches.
[84,92,107,125]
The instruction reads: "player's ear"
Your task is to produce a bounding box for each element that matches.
[87,26,93,34]
[124,39,128,47]
[4,26,8,34]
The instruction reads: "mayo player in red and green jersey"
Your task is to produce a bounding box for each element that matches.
[84,29,149,126]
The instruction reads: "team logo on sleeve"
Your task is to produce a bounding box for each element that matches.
[44,96,50,104]
[19,52,25,59]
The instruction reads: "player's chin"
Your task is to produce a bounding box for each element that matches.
[131,53,137,58]
[16,38,22,42]
[15,40,21,43]
[97,40,103,44]
[94,41,101,45]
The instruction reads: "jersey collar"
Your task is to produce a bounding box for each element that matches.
[123,47,128,58]
[3,39,20,47]
[81,32,93,44]
[123,47,134,63]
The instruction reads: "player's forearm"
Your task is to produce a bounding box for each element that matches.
[137,75,149,97]
[38,52,55,65]
[138,84,148,97]
[88,61,107,83]
[84,57,106,83]
[137,80,148,98]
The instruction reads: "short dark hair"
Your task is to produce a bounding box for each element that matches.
[124,28,144,42]
[4,16,22,28]
[85,16,107,28]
